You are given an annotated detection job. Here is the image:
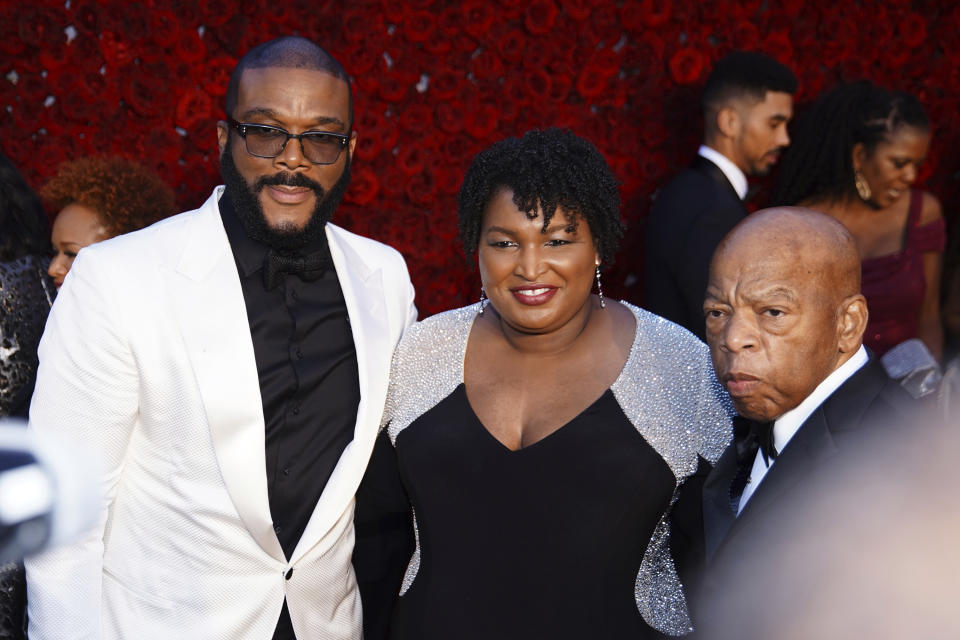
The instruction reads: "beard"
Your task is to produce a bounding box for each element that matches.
[220,140,351,251]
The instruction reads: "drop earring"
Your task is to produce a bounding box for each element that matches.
[478,288,487,314]
[854,170,872,201]
[595,264,605,309]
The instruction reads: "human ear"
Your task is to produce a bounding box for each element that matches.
[837,294,869,353]
[216,121,229,157]
[716,106,741,139]
[851,143,866,172]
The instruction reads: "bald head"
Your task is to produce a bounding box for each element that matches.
[704,206,869,421]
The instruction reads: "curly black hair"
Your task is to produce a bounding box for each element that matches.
[772,81,930,206]
[457,128,624,266]
[0,151,50,261]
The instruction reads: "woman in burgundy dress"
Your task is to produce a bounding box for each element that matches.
[773,81,945,359]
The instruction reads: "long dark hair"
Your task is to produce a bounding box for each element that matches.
[772,81,930,206]
[0,151,50,261]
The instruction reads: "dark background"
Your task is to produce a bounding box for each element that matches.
[2,0,957,315]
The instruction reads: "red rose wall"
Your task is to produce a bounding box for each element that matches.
[2,0,958,316]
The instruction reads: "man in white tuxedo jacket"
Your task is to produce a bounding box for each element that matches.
[26,37,416,640]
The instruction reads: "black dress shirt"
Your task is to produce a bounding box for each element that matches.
[220,194,360,639]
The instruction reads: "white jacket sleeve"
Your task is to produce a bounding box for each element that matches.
[25,248,140,640]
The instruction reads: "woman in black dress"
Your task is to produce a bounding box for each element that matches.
[355,129,733,639]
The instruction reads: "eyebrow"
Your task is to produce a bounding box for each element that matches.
[484,223,576,236]
[754,285,797,301]
[238,107,348,131]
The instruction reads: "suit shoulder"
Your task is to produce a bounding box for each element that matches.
[72,208,202,267]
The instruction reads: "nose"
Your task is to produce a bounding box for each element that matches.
[48,253,68,284]
[515,244,546,281]
[721,310,758,353]
[778,124,790,148]
[904,163,918,184]
[275,135,310,171]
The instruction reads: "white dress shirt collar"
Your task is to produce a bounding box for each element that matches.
[698,144,748,200]
[737,345,869,513]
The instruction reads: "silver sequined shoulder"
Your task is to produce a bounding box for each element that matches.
[611,302,734,479]
[382,304,479,445]
[612,302,734,636]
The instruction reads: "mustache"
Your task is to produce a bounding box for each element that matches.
[254,172,325,196]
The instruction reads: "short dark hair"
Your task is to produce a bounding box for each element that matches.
[772,81,930,206]
[225,36,353,126]
[0,150,49,261]
[702,51,797,133]
[457,128,624,266]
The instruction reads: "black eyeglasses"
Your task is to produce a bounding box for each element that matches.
[226,117,350,165]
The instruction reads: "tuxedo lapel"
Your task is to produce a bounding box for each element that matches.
[690,156,744,206]
[169,189,285,562]
[291,223,392,563]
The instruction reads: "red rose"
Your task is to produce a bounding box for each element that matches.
[405,168,436,206]
[472,49,504,81]
[399,102,435,134]
[524,0,559,35]
[762,30,793,65]
[404,10,437,43]
[897,11,928,48]
[547,73,572,103]
[585,5,620,44]
[560,0,592,21]
[18,6,64,48]
[176,29,207,64]
[150,10,181,48]
[203,56,236,98]
[668,46,706,85]
[344,166,380,207]
[70,1,100,34]
[436,166,462,195]
[430,70,463,101]
[462,0,496,40]
[635,0,673,27]
[496,28,525,63]
[436,101,466,134]
[99,31,136,69]
[378,74,410,103]
[200,0,232,27]
[176,89,213,131]
[730,20,760,50]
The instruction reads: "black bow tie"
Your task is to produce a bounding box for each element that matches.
[263,248,332,291]
[729,416,777,513]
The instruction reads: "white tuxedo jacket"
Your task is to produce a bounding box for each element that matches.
[25,187,417,640]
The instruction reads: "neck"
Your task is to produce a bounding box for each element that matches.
[487,297,598,356]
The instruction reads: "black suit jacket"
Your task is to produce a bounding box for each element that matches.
[701,358,913,564]
[645,155,746,340]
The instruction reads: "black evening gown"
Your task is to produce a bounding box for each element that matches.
[388,384,675,640]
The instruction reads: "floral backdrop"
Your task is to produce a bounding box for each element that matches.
[2,0,958,316]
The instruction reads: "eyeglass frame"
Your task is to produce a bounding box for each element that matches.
[224,117,351,165]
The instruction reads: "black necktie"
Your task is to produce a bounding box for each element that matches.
[263,248,333,291]
[728,416,777,513]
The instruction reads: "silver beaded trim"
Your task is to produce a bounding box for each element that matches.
[398,509,420,596]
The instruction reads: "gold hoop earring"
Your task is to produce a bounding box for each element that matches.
[854,170,872,201]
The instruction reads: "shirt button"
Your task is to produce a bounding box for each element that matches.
[292,406,300,415]
[274,524,281,535]
[291,290,299,301]
[285,568,293,580]
[282,467,290,476]
[296,349,303,359]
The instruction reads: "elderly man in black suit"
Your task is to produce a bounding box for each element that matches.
[697,208,918,634]
[645,52,796,340]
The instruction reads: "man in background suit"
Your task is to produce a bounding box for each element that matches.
[26,37,416,639]
[645,52,796,341]
[697,208,917,632]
